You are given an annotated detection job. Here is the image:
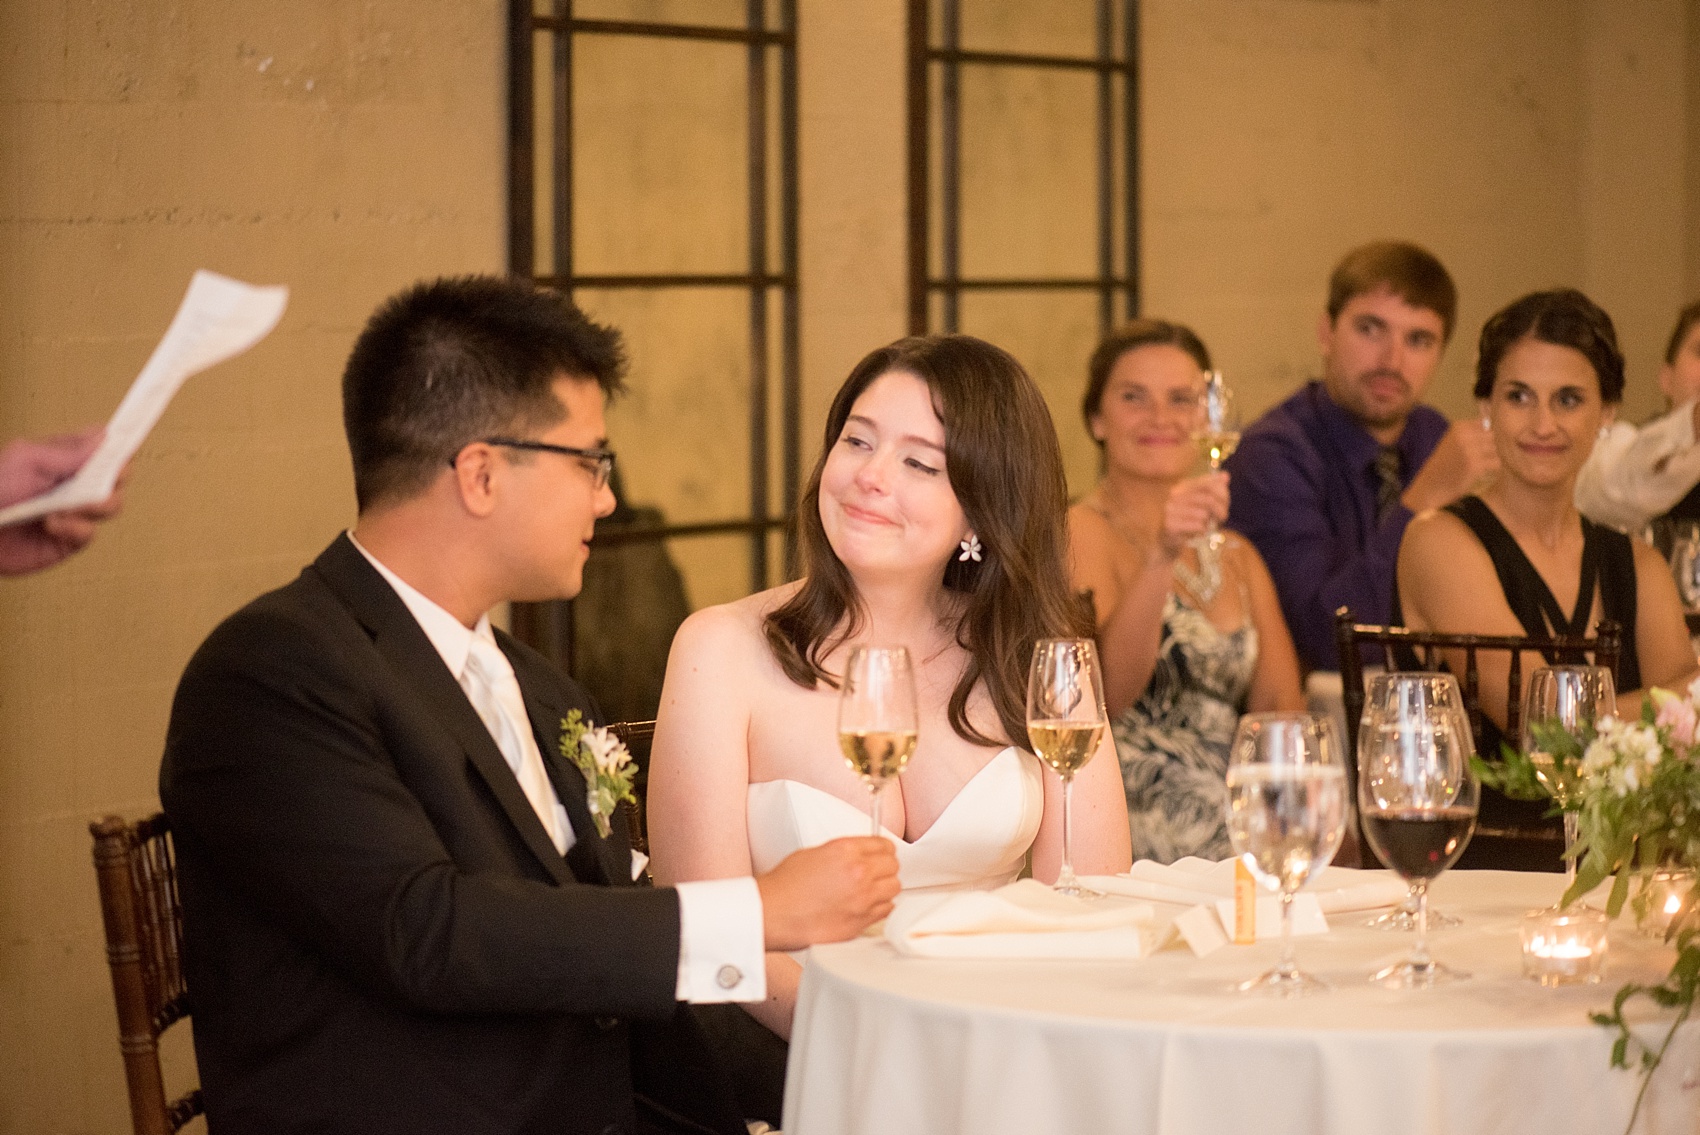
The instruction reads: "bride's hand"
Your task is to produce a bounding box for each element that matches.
[1153,471,1229,563]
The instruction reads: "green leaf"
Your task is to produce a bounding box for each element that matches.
[1607,867,1631,917]
[1482,741,1548,801]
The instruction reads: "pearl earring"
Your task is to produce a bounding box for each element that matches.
[958,533,983,563]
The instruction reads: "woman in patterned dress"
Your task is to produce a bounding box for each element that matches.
[1068,320,1304,862]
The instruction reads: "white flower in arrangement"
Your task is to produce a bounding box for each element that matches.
[1580,718,1666,798]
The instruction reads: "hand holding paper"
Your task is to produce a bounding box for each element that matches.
[0,271,289,541]
[0,427,124,575]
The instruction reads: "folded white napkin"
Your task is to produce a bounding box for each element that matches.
[1080,859,1410,956]
[884,879,1164,959]
[1091,858,1408,914]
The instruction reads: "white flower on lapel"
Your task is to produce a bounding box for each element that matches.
[580,726,628,774]
[559,710,637,839]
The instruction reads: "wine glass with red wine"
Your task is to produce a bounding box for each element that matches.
[1357,672,1480,988]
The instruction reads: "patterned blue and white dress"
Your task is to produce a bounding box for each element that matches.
[1112,590,1257,863]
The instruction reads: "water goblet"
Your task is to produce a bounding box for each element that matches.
[1523,665,1615,893]
[837,646,919,837]
[1027,638,1109,898]
[1224,712,1349,996]
[1357,672,1480,987]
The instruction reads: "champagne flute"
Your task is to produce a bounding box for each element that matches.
[1184,371,1241,604]
[1027,638,1109,898]
[1357,673,1479,988]
[1224,712,1349,996]
[837,646,919,837]
[1523,665,1616,892]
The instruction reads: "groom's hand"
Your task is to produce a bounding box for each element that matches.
[756,837,900,952]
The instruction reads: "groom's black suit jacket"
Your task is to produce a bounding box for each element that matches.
[159,534,743,1135]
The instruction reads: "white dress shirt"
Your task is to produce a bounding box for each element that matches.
[347,532,765,1003]
[1575,399,1700,532]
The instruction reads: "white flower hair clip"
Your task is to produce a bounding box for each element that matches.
[958,533,983,562]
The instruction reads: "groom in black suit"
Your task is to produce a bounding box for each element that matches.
[159,276,899,1135]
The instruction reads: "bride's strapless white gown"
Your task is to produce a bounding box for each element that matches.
[746,746,1043,893]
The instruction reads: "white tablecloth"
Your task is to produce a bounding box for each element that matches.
[784,871,1700,1135]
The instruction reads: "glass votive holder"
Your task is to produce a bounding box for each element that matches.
[1639,869,1697,939]
[1522,907,1608,987]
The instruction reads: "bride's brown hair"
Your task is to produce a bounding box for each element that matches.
[764,335,1092,748]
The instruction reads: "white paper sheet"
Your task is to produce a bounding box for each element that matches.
[0,270,288,527]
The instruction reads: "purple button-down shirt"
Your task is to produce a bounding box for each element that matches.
[1224,381,1449,671]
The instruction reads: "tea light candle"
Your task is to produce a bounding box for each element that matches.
[1522,908,1608,987]
[1640,870,1696,938]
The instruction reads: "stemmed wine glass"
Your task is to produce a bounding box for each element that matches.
[1182,371,1241,604]
[1357,673,1479,987]
[1524,665,1616,893]
[1224,712,1349,996]
[1362,668,1473,931]
[1027,638,1109,898]
[837,646,919,837]
[1668,521,1700,612]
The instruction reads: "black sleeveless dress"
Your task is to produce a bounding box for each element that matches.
[1443,496,1640,871]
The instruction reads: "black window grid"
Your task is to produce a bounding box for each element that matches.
[906,0,1141,337]
[506,0,801,672]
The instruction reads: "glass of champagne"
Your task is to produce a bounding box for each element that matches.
[1225,712,1349,995]
[1184,371,1241,603]
[1524,665,1616,892]
[837,646,919,837]
[1195,373,1241,539]
[1668,520,1700,612]
[1357,672,1480,987]
[1027,638,1109,898]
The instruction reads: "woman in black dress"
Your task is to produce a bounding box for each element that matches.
[1397,289,1699,870]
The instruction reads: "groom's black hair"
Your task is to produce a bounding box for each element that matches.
[342,275,626,512]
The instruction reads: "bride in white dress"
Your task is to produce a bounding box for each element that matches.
[647,334,1132,1050]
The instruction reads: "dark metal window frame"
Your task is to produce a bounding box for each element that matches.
[507,1,801,670]
[906,0,1140,337]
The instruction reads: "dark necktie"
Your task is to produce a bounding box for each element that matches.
[1373,446,1403,523]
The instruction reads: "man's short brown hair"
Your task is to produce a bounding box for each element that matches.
[1326,241,1458,342]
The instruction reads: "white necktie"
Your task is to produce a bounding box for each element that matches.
[460,635,570,855]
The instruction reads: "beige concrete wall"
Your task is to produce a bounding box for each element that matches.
[1581,0,1688,414]
[2,0,1695,1128]
[1688,0,1700,304]
[1136,0,1689,446]
[0,1,505,1130]
[798,1,909,441]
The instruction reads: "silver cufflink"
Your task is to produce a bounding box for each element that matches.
[716,964,742,990]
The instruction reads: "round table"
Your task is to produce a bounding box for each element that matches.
[783,871,1700,1135]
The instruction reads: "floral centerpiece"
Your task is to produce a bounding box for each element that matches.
[1477,681,1700,1129]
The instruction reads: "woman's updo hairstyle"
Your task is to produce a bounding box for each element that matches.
[1474,288,1624,404]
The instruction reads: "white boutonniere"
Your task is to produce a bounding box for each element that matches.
[559,709,637,839]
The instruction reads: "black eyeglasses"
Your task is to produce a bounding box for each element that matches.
[450,437,616,490]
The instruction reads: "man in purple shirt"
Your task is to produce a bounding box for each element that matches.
[1225,241,1498,672]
